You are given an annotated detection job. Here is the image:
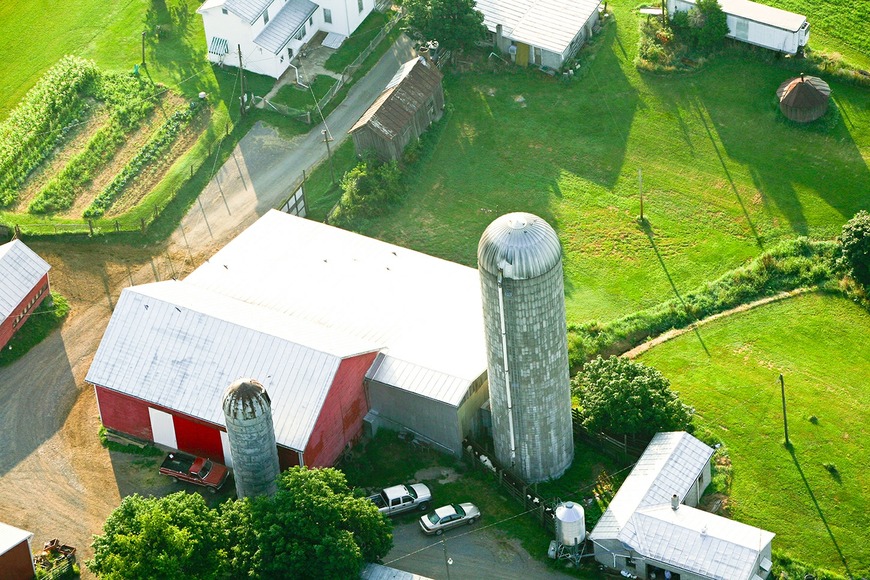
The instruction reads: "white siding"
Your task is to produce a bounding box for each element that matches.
[149,408,178,448]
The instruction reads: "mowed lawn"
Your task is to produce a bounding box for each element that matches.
[637,292,869,577]
[351,0,870,325]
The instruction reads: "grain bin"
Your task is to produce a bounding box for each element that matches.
[478,212,574,483]
[555,501,586,547]
[222,378,281,498]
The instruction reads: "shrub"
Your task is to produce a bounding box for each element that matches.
[838,210,870,287]
[329,158,404,226]
[572,356,694,438]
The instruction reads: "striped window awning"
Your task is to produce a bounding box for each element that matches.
[209,37,229,56]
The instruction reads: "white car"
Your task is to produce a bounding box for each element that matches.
[419,503,481,535]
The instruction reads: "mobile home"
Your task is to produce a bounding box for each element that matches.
[668,0,809,54]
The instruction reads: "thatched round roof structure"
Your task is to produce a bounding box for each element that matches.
[776,74,831,123]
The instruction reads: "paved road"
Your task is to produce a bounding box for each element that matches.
[385,521,581,580]
[174,33,417,251]
[0,36,417,577]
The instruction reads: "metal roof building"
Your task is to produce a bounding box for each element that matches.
[0,522,36,580]
[591,432,775,580]
[477,0,602,68]
[87,211,488,465]
[0,239,52,350]
[777,74,830,123]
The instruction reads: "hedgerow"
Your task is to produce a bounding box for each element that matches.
[567,238,839,368]
[0,56,98,207]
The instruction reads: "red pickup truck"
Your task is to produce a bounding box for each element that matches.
[159,452,230,493]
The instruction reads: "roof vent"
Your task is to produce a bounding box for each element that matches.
[671,494,679,511]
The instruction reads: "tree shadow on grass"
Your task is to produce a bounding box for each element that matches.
[787,445,854,578]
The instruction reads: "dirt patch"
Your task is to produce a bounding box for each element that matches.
[414,466,461,484]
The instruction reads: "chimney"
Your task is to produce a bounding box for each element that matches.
[671,494,679,511]
[496,24,503,48]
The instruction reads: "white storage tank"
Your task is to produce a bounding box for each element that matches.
[478,212,574,483]
[222,378,281,498]
[555,501,586,547]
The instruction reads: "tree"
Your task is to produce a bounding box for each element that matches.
[572,356,694,438]
[403,0,487,54]
[688,0,729,50]
[839,210,870,287]
[252,467,393,580]
[88,492,224,580]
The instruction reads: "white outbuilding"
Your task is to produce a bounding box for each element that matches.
[591,432,775,580]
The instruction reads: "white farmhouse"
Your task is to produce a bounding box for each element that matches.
[198,0,376,78]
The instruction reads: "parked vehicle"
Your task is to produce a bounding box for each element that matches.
[159,452,229,493]
[367,483,432,516]
[419,503,481,535]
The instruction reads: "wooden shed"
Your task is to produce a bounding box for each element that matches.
[0,522,36,580]
[350,56,444,162]
[777,74,831,123]
[0,240,51,350]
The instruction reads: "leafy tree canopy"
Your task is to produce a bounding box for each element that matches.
[404,0,487,54]
[572,356,694,438]
[671,0,729,50]
[88,467,392,580]
[838,210,870,287]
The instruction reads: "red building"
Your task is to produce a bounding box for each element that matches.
[0,522,36,580]
[0,240,51,350]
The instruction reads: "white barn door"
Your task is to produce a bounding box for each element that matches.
[149,408,178,449]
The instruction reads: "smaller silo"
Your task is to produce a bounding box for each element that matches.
[222,378,281,498]
[555,501,586,549]
[776,73,831,123]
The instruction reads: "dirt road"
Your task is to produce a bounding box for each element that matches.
[0,37,415,576]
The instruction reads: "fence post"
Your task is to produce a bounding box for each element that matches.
[115,220,120,232]
[140,218,146,234]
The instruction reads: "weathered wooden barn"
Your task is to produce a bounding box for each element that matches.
[591,432,775,580]
[777,74,830,123]
[668,0,809,54]
[0,522,36,580]
[0,240,51,351]
[86,211,488,468]
[349,56,445,162]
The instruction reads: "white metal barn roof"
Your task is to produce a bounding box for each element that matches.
[678,0,806,31]
[0,239,50,320]
[0,522,32,557]
[86,281,379,451]
[619,504,775,580]
[185,210,487,407]
[224,0,272,24]
[475,0,601,55]
[254,0,318,54]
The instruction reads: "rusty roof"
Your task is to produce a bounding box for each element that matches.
[349,57,443,139]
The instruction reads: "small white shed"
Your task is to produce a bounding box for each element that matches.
[668,0,809,54]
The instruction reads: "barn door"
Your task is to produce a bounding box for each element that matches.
[515,43,529,66]
[148,408,177,448]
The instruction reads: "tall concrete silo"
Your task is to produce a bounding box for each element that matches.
[222,378,281,498]
[478,213,574,482]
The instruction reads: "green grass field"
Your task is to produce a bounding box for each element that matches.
[637,292,869,577]
[347,1,869,325]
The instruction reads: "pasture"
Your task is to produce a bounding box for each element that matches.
[637,292,870,577]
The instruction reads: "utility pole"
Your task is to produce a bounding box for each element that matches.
[780,374,790,446]
[141,31,147,66]
[323,129,335,184]
[238,45,247,116]
[441,538,452,580]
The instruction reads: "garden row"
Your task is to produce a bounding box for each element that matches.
[0,55,193,218]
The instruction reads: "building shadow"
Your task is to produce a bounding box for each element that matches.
[787,445,854,578]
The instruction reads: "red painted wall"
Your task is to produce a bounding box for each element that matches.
[174,414,224,460]
[278,446,301,471]
[95,386,153,441]
[0,274,50,350]
[0,539,35,580]
[303,352,377,467]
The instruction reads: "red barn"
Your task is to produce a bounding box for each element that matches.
[0,522,36,580]
[0,240,51,350]
[87,211,488,467]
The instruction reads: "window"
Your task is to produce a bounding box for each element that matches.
[358,0,364,12]
[735,18,748,40]
[221,7,228,14]
[288,47,294,59]
[324,8,332,23]
[263,9,269,25]
[295,25,306,40]
[427,97,435,117]
[309,16,313,26]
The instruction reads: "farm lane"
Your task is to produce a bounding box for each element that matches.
[173,33,417,251]
[0,35,415,577]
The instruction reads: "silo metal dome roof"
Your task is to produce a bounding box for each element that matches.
[478,212,562,280]
[223,378,271,419]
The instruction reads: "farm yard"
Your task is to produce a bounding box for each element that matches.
[0,0,867,577]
